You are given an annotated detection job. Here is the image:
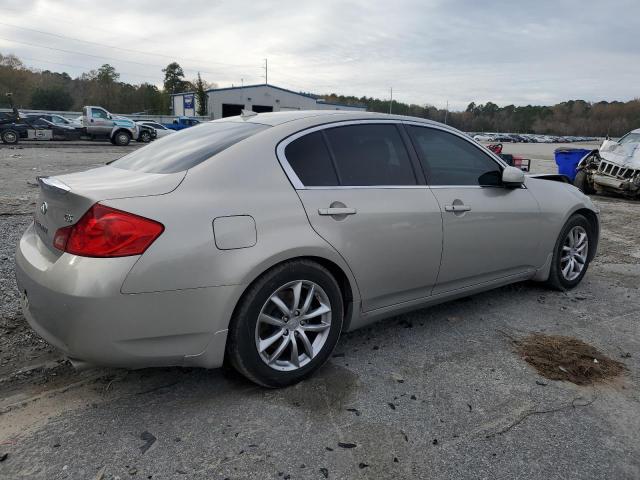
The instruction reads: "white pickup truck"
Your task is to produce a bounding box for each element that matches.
[81,106,139,146]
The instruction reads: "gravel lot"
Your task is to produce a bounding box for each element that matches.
[0,141,638,479]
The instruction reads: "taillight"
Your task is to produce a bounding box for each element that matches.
[53,204,164,257]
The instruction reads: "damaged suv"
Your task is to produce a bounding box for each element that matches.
[575,128,640,198]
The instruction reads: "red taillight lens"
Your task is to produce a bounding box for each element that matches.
[53,204,164,257]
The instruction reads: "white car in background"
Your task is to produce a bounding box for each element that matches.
[473,133,495,142]
[136,121,175,138]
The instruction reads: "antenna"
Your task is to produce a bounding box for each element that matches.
[444,100,449,125]
[389,87,393,114]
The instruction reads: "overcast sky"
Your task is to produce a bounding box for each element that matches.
[1,0,638,110]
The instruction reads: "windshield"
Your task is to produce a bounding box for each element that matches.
[619,132,640,145]
[111,121,268,173]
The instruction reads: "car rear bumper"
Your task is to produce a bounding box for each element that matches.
[15,222,238,369]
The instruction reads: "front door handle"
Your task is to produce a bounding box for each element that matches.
[318,207,357,216]
[444,204,472,212]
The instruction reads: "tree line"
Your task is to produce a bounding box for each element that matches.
[0,53,211,116]
[323,94,640,137]
[1,52,638,135]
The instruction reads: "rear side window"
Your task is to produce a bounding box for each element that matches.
[111,122,268,173]
[408,126,502,186]
[324,124,416,186]
[285,131,339,186]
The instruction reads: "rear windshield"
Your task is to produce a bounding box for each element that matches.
[111,121,268,173]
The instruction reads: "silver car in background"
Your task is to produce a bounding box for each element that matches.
[15,111,599,387]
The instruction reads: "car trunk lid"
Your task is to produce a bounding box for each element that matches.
[34,166,185,256]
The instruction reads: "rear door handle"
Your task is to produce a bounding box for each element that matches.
[444,204,472,212]
[318,207,357,216]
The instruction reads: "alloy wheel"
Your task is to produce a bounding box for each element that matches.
[560,225,588,281]
[255,280,332,372]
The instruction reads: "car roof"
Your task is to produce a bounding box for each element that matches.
[219,110,449,130]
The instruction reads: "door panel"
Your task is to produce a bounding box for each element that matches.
[298,188,443,311]
[430,186,542,294]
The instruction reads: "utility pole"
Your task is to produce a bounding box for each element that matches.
[263,58,268,85]
[444,100,449,125]
[389,87,393,114]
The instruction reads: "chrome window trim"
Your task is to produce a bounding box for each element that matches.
[276,119,509,190]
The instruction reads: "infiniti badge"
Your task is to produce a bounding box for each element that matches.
[40,201,48,215]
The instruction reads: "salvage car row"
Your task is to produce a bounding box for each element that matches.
[471,132,599,143]
[0,96,199,146]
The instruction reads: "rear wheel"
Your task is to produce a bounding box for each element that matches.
[1,129,19,144]
[546,214,593,291]
[113,131,131,146]
[226,260,343,388]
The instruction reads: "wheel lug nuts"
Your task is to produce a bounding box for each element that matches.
[294,310,300,316]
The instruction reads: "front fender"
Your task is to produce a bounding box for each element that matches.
[525,177,599,280]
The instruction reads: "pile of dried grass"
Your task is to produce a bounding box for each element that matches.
[515,333,626,385]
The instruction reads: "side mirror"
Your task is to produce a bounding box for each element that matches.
[502,166,525,188]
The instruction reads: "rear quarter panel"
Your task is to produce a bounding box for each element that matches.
[112,127,359,301]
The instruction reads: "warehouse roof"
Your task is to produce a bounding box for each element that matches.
[170,83,366,109]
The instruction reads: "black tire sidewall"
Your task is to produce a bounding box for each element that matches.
[574,171,593,194]
[114,132,130,146]
[550,214,592,290]
[2,130,19,144]
[230,262,343,387]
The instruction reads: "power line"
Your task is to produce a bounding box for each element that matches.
[0,21,257,69]
[0,35,257,80]
[15,56,162,81]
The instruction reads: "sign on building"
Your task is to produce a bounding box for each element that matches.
[183,95,194,110]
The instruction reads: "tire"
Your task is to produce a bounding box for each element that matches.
[573,170,594,194]
[226,260,344,388]
[139,130,151,143]
[1,129,19,145]
[546,214,593,291]
[113,131,131,146]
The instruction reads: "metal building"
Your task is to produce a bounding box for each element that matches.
[170,84,366,119]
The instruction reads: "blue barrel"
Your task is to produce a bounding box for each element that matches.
[554,148,591,181]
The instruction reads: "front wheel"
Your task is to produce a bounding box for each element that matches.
[546,214,593,291]
[574,170,594,194]
[139,130,151,143]
[226,260,344,388]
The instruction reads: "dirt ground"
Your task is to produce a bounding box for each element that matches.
[0,140,638,479]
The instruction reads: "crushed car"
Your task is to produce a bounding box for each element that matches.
[574,128,640,198]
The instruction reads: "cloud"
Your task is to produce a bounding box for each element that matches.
[0,0,638,109]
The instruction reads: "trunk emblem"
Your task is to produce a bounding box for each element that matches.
[64,213,74,223]
[40,201,48,215]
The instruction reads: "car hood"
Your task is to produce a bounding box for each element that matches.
[599,139,640,169]
[112,115,136,128]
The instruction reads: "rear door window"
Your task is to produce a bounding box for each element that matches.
[284,131,339,186]
[324,124,417,186]
[407,126,502,186]
[111,122,268,173]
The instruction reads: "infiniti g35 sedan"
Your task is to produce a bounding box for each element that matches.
[15,111,599,387]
